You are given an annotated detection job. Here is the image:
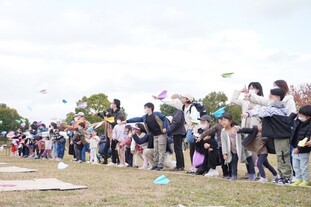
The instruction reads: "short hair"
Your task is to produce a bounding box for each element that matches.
[78,122,85,128]
[144,102,154,112]
[274,80,289,94]
[298,105,311,117]
[125,125,132,131]
[248,82,264,97]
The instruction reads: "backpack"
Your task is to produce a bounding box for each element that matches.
[183,102,208,117]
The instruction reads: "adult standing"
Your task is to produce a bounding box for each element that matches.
[97,99,125,165]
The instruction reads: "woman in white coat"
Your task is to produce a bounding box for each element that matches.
[231,82,263,180]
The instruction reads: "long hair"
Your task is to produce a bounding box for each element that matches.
[248,82,264,97]
[274,80,289,94]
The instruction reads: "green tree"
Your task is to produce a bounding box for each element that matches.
[65,93,112,133]
[202,91,228,115]
[160,104,175,116]
[0,103,28,134]
[202,91,242,124]
[226,104,242,125]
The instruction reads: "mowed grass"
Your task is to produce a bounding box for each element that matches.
[0,151,311,207]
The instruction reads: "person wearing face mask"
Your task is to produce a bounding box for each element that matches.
[289,105,311,187]
[112,116,126,167]
[97,99,125,165]
[231,82,263,180]
[245,80,296,115]
[243,88,293,184]
[125,102,169,171]
[194,115,219,177]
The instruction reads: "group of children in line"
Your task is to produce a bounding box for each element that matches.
[6,79,311,188]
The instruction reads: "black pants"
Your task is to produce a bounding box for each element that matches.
[125,147,133,167]
[74,144,83,161]
[219,147,231,177]
[111,139,119,164]
[207,149,219,170]
[189,142,195,165]
[173,134,185,169]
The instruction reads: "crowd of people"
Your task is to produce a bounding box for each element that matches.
[5,79,311,187]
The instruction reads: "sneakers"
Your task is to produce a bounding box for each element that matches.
[291,180,302,186]
[151,166,158,170]
[299,181,310,187]
[248,173,257,181]
[187,168,197,174]
[230,176,237,181]
[258,177,268,183]
[204,169,219,177]
[272,175,279,183]
[277,178,291,185]
[155,167,164,171]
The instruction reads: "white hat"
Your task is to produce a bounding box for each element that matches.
[181,93,194,102]
[75,112,85,117]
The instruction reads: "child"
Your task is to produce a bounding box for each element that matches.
[221,113,249,181]
[88,129,100,164]
[126,102,168,171]
[290,105,311,187]
[131,123,149,169]
[238,124,278,182]
[199,117,227,178]
[72,122,86,163]
[35,136,45,159]
[113,117,126,167]
[243,88,292,184]
[41,136,53,159]
[120,125,133,167]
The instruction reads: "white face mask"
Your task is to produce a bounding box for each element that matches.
[199,124,208,129]
[268,99,275,105]
[117,120,121,124]
[298,116,307,122]
[74,117,78,122]
[249,89,257,94]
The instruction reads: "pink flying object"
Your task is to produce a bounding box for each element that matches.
[78,102,87,109]
[157,90,168,100]
[40,89,47,94]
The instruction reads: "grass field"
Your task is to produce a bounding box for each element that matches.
[0,152,311,207]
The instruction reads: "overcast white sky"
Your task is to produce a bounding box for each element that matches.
[0,0,311,124]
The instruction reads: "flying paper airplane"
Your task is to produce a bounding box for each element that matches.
[40,89,47,94]
[77,102,87,109]
[156,90,168,100]
[62,99,67,104]
[221,73,234,78]
[212,107,226,118]
[27,106,32,111]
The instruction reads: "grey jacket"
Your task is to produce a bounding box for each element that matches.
[170,109,186,136]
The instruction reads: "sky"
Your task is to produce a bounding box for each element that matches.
[0,0,311,124]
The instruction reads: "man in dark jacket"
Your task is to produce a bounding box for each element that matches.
[97,98,125,164]
[170,108,186,171]
[126,102,168,171]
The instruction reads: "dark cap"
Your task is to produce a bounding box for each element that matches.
[198,115,211,122]
[270,88,285,101]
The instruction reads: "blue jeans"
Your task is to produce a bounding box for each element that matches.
[292,152,310,181]
[81,144,90,161]
[57,140,66,159]
[52,142,58,158]
[230,153,239,177]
